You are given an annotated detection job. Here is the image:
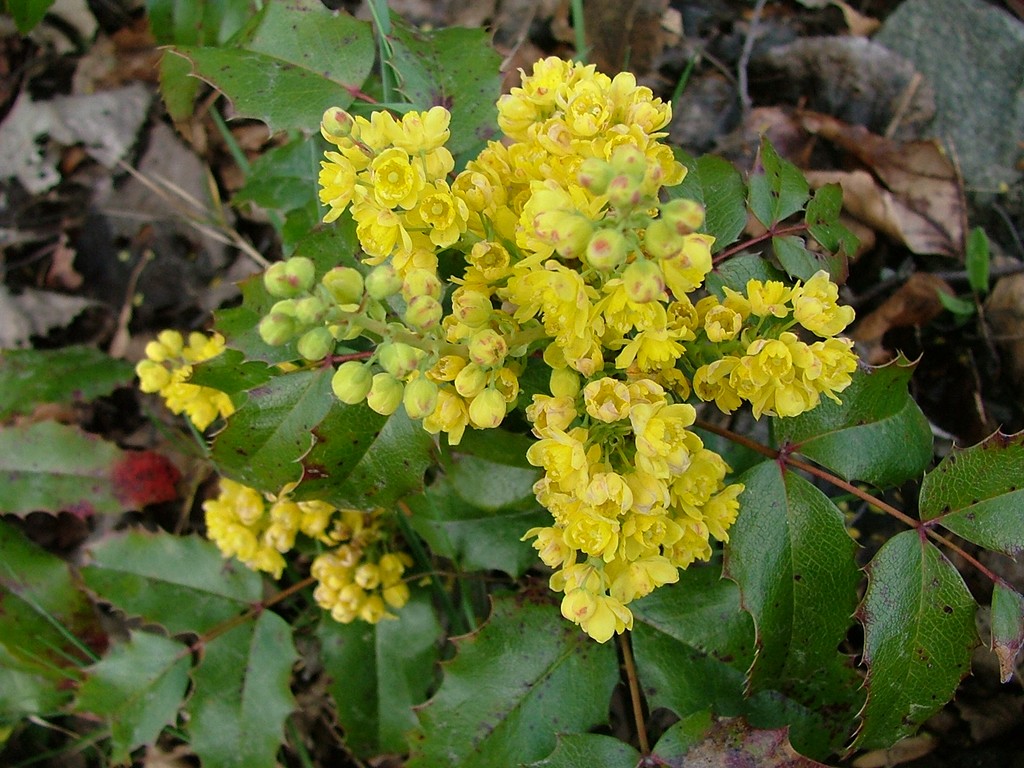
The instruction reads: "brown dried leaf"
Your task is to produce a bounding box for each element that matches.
[852,734,937,768]
[986,271,1024,390]
[660,717,836,768]
[801,112,964,257]
[851,272,953,364]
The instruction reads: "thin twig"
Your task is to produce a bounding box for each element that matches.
[737,0,769,117]
[619,631,650,754]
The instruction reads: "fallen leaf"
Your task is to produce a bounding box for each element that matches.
[985,271,1024,391]
[0,285,99,348]
[851,271,953,364]
[801,112,965,257]
[111,450,182,509]
[852,734,937,767]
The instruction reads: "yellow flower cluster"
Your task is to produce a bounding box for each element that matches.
[135,330,235,430]
[522,376,743,642]
[203,478,413,624]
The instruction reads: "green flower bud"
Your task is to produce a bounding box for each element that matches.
[377,341,424,380]
[332,361,372,404]
[468,328,508,368]
[585,228,629,271]
[609,145,646,180]
[366,372,404,415]
[454,362,488,398]
[552,215,594,261]
[321,107,354,141]
[365,264,403,300]
[297,327,335,361]
[404,295,443,330]
[606,174,643,210]
[258,311,298,346]
[294,295,328,326]
[402,376,439,419]
[622,258,665,304]
[322,266,364,305]
[468,387,506,429]
[401,268,443,301]
[265,257,315,298]
[451,288,493,327]
[643,219,681,260]
[660,198,705,234]
[577,157,614,194]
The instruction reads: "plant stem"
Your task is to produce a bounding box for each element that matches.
[714,222,808,264]
[619,631,649,754]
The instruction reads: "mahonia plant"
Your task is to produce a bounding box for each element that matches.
[139,57,857,643]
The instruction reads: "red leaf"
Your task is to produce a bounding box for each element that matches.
[111,451,181,508]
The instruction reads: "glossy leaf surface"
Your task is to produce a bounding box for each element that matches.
[0,346,134,418]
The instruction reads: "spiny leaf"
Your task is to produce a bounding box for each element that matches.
[0,520,106,719]
[653,713,837,767]
[725,463,863,750]
[174,0,375,134]
[527,733,641,767]
[991,582,1024,683]
[804,183,855,281]
[317,591,442,757]
[407,595,618,768]
[918,430,1024,556]
[186,611,297,768]
[671,150,747,252]
[706,253,788,297]
[75,631,191,764]
[145,0,255,46]
[854,530,978,749]
[0,346,135,419]
[0,422,179,517]
[211,367,335,493]
[748,137,809,228]
[81,531,262,636]
[772,357,933,488]
[772,234,820,282]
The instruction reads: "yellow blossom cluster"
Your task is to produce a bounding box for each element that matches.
[203,478,412,624]
[135,330,235,430]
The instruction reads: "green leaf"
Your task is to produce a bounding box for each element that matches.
[186,611,297,768]
[446,453,541,512]
[630,567,837,759]
[0,422,178,516]
[232,136,324,229]
[527,733,640,767]
[0,520,105,719]
[452,426,537,469]
[771,235,819,282]
[772,358,933,488]
[747,137,809,228]
[653,715,836,768]
[386,19,502,163]
[706,254,787,297]
[295,407,433,508]
[211,367,335,493]
[937,290,976,317]
[4,0,57,33]
[854,530,977,749]
[317,591,442,757]
[76,631,191,764]
[174,1,375,134]
[145,0,256,45]
[991,582,1024,683]
[671,151,747,252]
[406,476,547,577]
[724,463,863,750]
[188,348,273,395]
[407,596,618,768]
[0,346,134,419]
[805,183,856,280]
[966,226,990,295]
[919,431,1024,556]
[215,276,299,365]
[81,531,263,635]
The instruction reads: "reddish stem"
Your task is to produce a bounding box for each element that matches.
[714,222,809,265]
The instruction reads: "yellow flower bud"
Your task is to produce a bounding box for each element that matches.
[366,373,404,415]
[403,376,439,419]
[454,362,488,398]
[467,328,508,368]
[297,327,335,361]
[468,387,506,428]
[322,266,364,305]
[621,259,665,303]
[331,361,372,404]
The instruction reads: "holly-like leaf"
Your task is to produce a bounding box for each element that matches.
[317,591,442,757]
[174,0,375,134]
[406,476,547,577]
[630,567,836,760]
[75,631,191,764]
[407,596,618,768]
[81,531,263,636]
[386,19,502,163]
[653,714,837,768]
[748,138,809,228]
[772,358,933,488]
[725,463,863,749]
[918,431,1024,556]
[991,582,1024,683]
[772,235,819,282]
[671,151,747,252]
[145,0,255,46]
[706,253,788,297]
[446,453,541,512]
[0,346,135,418]
[295,407,432,508]
[211,367,335,493]
[0,520,107,719]
[805,183,855,280]
[854,530,978,749]
[188,348,273,396]
[186,611,297,768]
[0,422,180,517]
[527,733,641,767]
